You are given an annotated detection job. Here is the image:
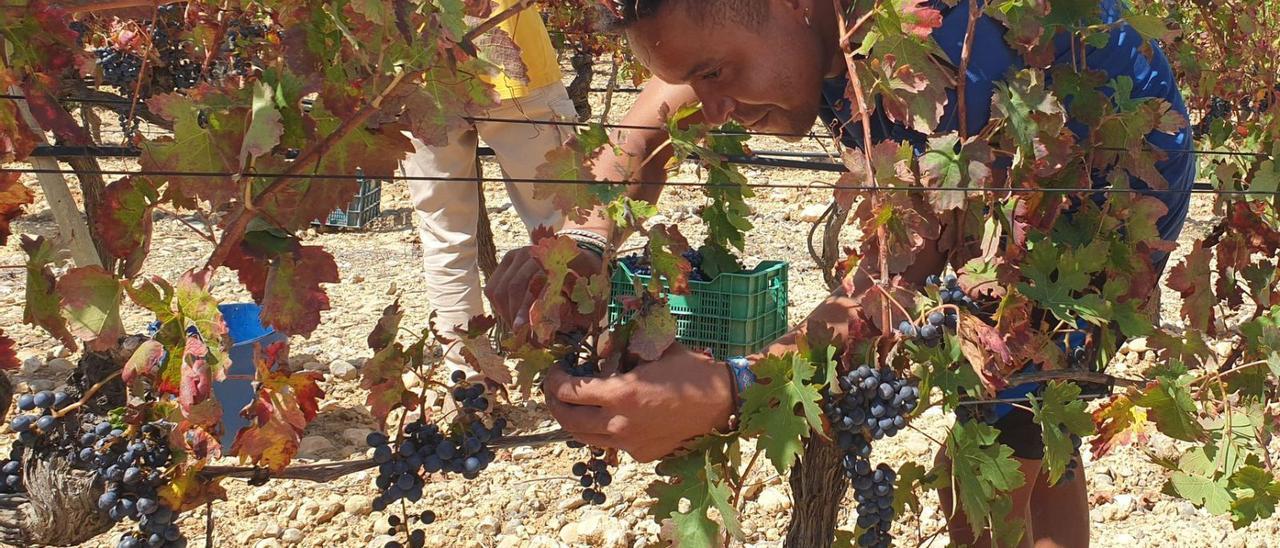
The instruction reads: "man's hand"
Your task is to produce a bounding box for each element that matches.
[544,342,735,462]
[484,244,604,334]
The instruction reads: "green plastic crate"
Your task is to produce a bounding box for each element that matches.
[607,260,789,359]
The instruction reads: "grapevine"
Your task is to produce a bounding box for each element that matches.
[0,0,1276,547]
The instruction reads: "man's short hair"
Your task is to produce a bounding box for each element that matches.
[600,0,768,31]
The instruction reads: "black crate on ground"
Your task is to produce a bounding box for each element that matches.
[314,171,382,229]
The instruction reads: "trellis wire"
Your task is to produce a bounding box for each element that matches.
[4,166,1276,197]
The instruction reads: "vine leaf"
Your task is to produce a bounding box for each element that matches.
[57,266,125,352]
[1135,365,1204,442]
[533,125,617,222]
[1228,465,1280,528]
[648,446,742,547]
[946,421,1026,536]
[21,235,77,351]
[1016,238,1109,324]
[160,466,227,513]
[647,224,692,295]
[0,172,34,245]
[141,88,248,209]
[239,81,284,167]
[624,297,678,363]
[510,344,556,398]
[230,341,326,473]
[360,342,415,427]
[738,353,823,473]
[1166,241,1215,334]
[447,315,510,385]
[179,334,215,415]
[1166,447,1233,514]
[1089,392,1150,457]
[1029,381,1095,484]
[260,245,339,337]
[525,232,581,345]
[93,176,159,276]
[891,461,932,516]
[0,99,41,162]
[123,339,165,394]
[569,271,610,316]
[174,269,230,380]
[957,314,1013,393]
[367,300,404,351]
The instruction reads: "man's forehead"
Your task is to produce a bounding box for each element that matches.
[627,27,718,85]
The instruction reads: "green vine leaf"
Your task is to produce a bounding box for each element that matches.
[1016,236,1110,324]
[20,235,76,351]
[1029,381,1095,484]
[648,445,742,547]
[738,353,824,474]
[946,420,1026,536]
[57,266,125,353]
[1228,465,1280,528]
[1135,364,1204,443]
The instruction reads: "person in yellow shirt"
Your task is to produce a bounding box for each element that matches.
[401,2,575,378]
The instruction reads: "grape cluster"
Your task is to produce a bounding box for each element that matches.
[449,370,490,413]
[572,448,611,505]
[897,274,976,346]
[10,390,73,446]
[0,449,22,494]
[827,366,918,442]
[366,377,506,547]
[381,511,437,548]
[618,249,714,282]
[79,421,182,548]
[823,365,918,547]
[94,48,144,91]
[850,462,897,548]
[150,4,201,92]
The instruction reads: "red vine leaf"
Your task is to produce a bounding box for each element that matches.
[57,266,125,352]
[261,245,340,338]
[1090,391,1151,457]
[1227,201,1280,256]
[367,300,404,352]
[0,172,34,245]
[360,343,416,428]
[1166,241,1215,334]
[179,335,213,414]
[0,99,40,162]
[21,235,77,351]
[93,176,158,277]
[230,341,325,473]
[647,224,693,295]
[899,0,944,37]
[451,315,511,385]
[958,314,1013,394]
[123,339,165,393]
[475,28,529,84]
[625,297,678,363]
[19,79,90,145]
[525,234,581,345]
[141,87,249,209]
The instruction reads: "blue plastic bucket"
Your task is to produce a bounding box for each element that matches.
[216,303,287,447]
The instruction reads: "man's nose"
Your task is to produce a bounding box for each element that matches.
[698,93,737,125]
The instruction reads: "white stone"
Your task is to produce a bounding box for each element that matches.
[756,486,791,513]
[342,427,374,446]
[1126,337,1150,353]
[262,521,282,538]
[559,522,581,544]
[281,528,303,544]
[302,360,328,372]
[297,436,334,458]
[477,516,500,536]
[20,356,41,374]
[329,360,359,380]
[1113,494,1136,514]
[511,446,536,460]
[794,203,829,223]
[45,357,73,371]
[315,501,343,524]
[254,540,284,548]
[52,345,72,358]
[344,495,373,516]
[366,535,396,548]
[496,536,522,548]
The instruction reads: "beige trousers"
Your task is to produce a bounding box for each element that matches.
[403,83,576,371]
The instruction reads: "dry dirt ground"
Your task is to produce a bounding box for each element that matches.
[1,61,1278,548]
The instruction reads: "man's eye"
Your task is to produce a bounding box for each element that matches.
[703,69,721,81]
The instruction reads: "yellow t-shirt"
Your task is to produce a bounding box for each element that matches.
[476,1,561,100]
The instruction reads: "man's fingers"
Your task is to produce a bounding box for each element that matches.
[545,366,625,407]
[545,391,612,435]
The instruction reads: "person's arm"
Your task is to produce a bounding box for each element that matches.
[562,79,702,246]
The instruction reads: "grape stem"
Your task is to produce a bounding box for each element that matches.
[52,370,122,419]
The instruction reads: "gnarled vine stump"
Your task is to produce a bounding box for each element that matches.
[0,453,111,547]
[784,437,849,547]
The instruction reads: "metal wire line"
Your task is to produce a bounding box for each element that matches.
[5,166,1279,197]
[1,93,1272,157]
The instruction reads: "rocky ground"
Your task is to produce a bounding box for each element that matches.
[1,63,1278,548]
